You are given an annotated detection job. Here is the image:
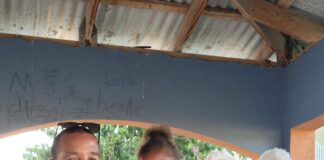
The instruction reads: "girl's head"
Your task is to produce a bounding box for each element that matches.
[259,148,291,160]
[137,126,180,160]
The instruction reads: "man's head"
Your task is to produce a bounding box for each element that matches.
[51,125,101,160]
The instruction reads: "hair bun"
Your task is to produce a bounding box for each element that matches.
[144,125,173,142]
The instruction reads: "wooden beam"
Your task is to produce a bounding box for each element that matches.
[172,0,208,52]
[257,23,287,62]
[0,32,278,67]
[239,0,324,43]
[0,33,79,46]
[95,43,278,67]
[104,0,244,20]
[277,0,294,8]
[249,41,273,61]
[230,0,288,63]
[84,0,100,43]
[105,0,189,13]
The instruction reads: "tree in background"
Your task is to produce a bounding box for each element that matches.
[174,135,217,160]
[99,125,143,160]
[23,144,51,160]
[23,125,249,160]
[22,128,55,160]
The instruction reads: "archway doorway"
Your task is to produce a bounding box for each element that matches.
[0,120,258,160]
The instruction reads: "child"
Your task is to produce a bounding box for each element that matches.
[137,125,181,160]
[259,148,291,160]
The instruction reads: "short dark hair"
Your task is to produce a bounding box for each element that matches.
[138,126,181,160]
[51,125,97,158]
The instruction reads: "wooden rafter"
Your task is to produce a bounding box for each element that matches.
[96,43,277,67]
[276,0,296,61]
[105,0,188,13]
[0,33,79,46]
[239,0,324,43]
[277,0,294,8]
[258,23,288,61]
[172,0,207,52]
[230,0,288,63]
[84,0,100,43]
[248,41,273,61]
[104,0,244,20]
[0,32,278,67]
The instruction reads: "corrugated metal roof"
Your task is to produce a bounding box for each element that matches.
[95,4,275,61]
[0,0,278,63]
[96,4,184,51]
[292,0,324,18]
[161,0,236,9]
[207,0,236,9]
[290,0,324,24]
[182,16,269,60]
[0,0,86,41]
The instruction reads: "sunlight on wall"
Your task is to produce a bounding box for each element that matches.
[316,126,324,146]
[0,130,52,160]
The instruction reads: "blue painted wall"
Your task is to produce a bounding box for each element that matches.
[283,40,324,149]
[0,39,285,154]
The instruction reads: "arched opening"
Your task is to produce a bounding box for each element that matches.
[290,114,324,160]
[0,119,259,160]
[316,126,324,160]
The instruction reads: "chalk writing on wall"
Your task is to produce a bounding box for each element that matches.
[105,72,140,88]
[4,71,142,128]
[43,70,60,96]
[6,96,57,126]
[9,72,33,92]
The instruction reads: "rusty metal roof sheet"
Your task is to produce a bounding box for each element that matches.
[95,4,275,61]
[182,16,272,60]
[96,4,184,51]
[0,0,278,63]
[290,0,324,24]
[0,0,87,41]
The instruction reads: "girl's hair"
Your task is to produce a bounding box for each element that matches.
[259,148,291,160]
[137,125,181,160]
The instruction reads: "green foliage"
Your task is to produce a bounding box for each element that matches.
[22,128,56,160]
[41,127,56,139]
[23,125,249,160]
[173,135,217,160]
[23,144,51,160]
[99,125,143,160]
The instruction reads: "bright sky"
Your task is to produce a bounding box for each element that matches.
[0,130,52,160]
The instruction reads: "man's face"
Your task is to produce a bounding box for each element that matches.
[54,132,101,160]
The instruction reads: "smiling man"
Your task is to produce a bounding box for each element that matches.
[51,125,101,160]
